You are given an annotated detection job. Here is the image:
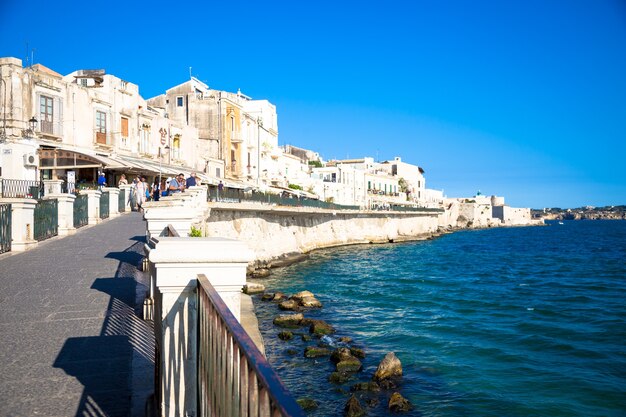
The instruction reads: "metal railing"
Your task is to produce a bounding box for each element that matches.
[73,194,88,228]
[33,198,58,241]
[165,224,180,237]
[0,179,44,199]
[61,181,76,194]
[207,187,359,211]
[197,274,305,417]
[99,191,109,219]
[0,203,11,254]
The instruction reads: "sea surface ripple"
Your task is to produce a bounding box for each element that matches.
[252,220,626,416]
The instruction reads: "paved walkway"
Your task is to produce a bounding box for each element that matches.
[0,212,154,417]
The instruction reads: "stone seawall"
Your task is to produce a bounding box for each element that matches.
[202,203,441,270]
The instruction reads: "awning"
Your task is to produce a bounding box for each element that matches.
[38,145,130,170]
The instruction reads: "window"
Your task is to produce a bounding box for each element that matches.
[230,115,235,132]
[216,168,221,178]
[40,95,54,134]
[139,126,149,154]
[96,111,107,144]
[176,96,184,107]
[80,78,88,87]
[172,135,181,159]
[121,117,129,147]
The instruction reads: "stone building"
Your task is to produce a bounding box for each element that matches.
[147,79,279,185]
[0,57,202,186]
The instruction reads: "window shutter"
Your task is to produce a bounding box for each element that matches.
[121,117,129,137]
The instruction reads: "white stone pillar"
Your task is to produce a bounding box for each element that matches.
[43,179,63,195]
[43,193,76,236]
[81,189,101,225]
[0,198,38,251]
[143,200,196,239]
[103,187,120,217]
[146,236,253,417]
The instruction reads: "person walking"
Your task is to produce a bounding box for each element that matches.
[134,176,146,210]
[152,179,161,202]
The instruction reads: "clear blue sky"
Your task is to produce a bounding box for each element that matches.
[1,0,625,208]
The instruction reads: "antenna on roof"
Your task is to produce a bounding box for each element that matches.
[189,66,192,79]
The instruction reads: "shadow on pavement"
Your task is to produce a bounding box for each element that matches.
[53,240,154,417]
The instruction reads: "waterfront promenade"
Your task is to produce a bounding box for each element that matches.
[0,212,154,417]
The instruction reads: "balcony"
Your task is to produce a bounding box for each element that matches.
[230,133,243,143]
[38,120,63,141]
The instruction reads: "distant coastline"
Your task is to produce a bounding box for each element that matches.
[532,205,626,221]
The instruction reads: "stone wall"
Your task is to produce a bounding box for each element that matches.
[202,204,441,264]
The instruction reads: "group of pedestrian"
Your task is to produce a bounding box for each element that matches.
[121,172,199,212]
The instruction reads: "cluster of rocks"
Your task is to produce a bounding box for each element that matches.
[248,252,310,278]
[261,288,413,415]
[344,352,412,416]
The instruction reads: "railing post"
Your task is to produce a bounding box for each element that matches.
[142,199,193,239]
[145,235,254,417]
[0,198,38,251]
[103,187,120,217]
[42,179,63,195]
[119,184,133,211]
[81,189,102,225]
[43,193,76,236]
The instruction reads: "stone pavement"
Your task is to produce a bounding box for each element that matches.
[0,212,154,417]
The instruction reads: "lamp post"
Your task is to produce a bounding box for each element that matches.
[22,116,38,138]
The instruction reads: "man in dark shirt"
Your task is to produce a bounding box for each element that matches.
[186,172,197,188]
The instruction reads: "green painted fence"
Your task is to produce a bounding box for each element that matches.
[0,203,11,254]
[73,194,88,228]
[34,199,58,242]
[100,191,109,219]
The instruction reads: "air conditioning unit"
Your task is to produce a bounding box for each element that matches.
[24,153,38,167]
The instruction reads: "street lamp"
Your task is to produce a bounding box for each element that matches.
[22,116,38,137]
[29,117,38,132]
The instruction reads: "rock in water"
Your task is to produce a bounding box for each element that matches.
[304,346,332,358]
[243,282,265,294]
[388,392,412,413]
[336,357,362,373]
[273,313,304,327]
[373,352,403,381]
[250,268,271,278]
[296,398,318,410]
[272,292,287,302]
[308,319,336,336]
[278,331,293,341]
[331,347,353,363]
[344,394,366,417]
[291,290,315,300]
[300,296,323,308]
[329,371,353,384]
[278,299,299,311]
[350,347,366,359]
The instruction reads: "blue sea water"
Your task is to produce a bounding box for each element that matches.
[252,221,626,416]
